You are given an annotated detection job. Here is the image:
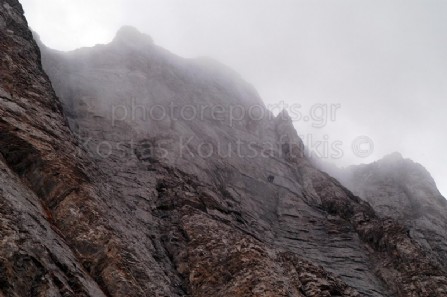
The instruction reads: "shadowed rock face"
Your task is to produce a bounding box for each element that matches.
[1,0,447,296]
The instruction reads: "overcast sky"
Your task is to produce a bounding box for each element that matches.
[21,0,447,196]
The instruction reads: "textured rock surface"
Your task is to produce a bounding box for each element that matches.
[329,153,447,274]
[1,0,447,296]
[0,1,177,296]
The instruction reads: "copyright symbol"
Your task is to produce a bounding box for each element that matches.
[352,136,374,158]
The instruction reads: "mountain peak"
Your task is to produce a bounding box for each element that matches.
[113,26,153,46]
[381,152,404,162]
[276,109,293,123]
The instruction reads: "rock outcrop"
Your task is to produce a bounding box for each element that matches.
[330,153,447,274]
[1,1,447,296]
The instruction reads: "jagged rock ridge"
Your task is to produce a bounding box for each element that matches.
[1,1,447,296]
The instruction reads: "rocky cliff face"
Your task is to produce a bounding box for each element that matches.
[330,153,447,275]
[1,1,447,296]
